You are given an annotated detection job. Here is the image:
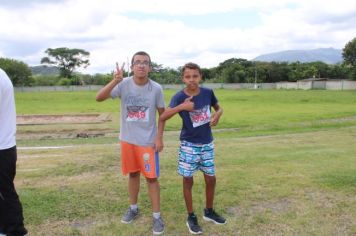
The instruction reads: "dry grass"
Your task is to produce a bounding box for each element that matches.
[15,126,356,235]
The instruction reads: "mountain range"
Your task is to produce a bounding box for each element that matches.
[253,48,342,64]
[31,65,60,75]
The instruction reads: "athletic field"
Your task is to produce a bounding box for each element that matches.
[15,89,356,235]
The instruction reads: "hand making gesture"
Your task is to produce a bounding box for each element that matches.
[180,96,195,111]
[96,61,125,102]
[113,62,125,82]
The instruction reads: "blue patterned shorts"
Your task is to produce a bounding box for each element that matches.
[178,140,215,177]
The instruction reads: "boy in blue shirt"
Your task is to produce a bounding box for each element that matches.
[160,62,226,234]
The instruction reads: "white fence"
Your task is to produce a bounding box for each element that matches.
[14,81,356,92]
[276,80,356,90]
[15,85,103,92]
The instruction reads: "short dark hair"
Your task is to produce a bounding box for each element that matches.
[181,62,202,76]
[131,51,151,65]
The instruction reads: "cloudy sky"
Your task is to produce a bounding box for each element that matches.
[0,0,355,74]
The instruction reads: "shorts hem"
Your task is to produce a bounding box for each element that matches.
[122,169,141,175]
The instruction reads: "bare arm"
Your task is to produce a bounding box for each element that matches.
[159,96,194,122]
[96,63,124,102]
[154,107,166,152]
[210,103,223,127]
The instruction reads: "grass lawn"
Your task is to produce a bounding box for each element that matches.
[14,89,356,235]
[15,89,356,141]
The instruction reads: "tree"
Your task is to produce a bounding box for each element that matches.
[267,62,290,82]
[302,65,318,78]
[327,64,349,79]
[342,37,356,66]
[201,68,212,81]
[342,37,356,80]
[221,64,246,83]
[0,58,33,86]
[308,61,329,78]
[41,47,90,78]
[287,62,304,81]
[149,62,180,84]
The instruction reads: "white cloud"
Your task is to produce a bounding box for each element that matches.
[0,0,355,73]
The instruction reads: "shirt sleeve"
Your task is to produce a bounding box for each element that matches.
[110,79,125,98]
[156,86,165,108]
[211,89,218,106]
[169,93,181,108]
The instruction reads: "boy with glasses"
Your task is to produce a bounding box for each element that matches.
[159,62,226,234]
[96,51,165,235]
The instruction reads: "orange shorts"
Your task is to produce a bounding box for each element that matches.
[120,141,160,178]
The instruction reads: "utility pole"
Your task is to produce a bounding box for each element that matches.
[127,57,130,77]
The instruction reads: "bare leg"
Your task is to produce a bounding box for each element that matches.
[128,172,140,205]
[204,174,216,209]
[183,177,194,213]
[146,177,160,212]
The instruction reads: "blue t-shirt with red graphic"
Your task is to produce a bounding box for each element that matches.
[169,87,218,144]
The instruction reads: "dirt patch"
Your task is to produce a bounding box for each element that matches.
[227,198,293,217]
[17,114,111,125]
[70,219,98,230]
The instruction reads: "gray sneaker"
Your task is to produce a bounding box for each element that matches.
[121,208,139,224]
[153,216,165,235]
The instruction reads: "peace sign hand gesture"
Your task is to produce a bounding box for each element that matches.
[113,62,125,83]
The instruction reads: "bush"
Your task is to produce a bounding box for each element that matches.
[91,73,112,85]
[0,57,33,86]
[57,78,72,86]
[33,75,61,86]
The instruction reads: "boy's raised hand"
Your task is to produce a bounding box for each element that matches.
[180,96,194,111]
[113,62,125,82]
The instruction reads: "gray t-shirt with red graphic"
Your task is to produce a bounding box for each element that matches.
[111,77,165,147]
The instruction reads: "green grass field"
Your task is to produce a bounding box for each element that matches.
[14,89,356,235]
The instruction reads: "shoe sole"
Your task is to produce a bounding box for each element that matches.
[121,215,138,224]
[153,229,164,235]
[203,216,227,225]
[121,219,133,224]
[186,222,202,234]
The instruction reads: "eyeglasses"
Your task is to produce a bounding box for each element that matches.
[132,60,150,67]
